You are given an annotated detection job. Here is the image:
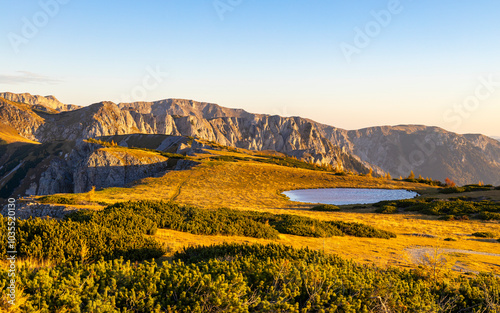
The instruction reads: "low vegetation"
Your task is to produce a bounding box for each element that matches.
[99,201,280,239]
[86,137,188,159]
[0,200,397,265]
[0,216,164,263]
[38,195,79,205]
[395,170,445,187]
[374,205,398,214]
[472,231,496,238]
[401,177,445,187]
[2,243,499,312]
[309,204,340,212]
[373,197,500,220]
[439,184,495,194]
[95,200,396,239]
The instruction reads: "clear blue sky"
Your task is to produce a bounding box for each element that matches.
[1,0,499,136]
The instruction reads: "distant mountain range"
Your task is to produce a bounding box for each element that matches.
[1,92,499,198]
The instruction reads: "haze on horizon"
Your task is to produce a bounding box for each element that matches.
[1,1,499,136]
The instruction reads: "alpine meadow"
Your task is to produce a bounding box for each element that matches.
[1,1,500,312]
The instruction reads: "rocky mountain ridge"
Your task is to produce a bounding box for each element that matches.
[0,92,80,112]
[1,93,499,186]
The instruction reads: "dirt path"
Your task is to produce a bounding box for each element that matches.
[170,172,195,202]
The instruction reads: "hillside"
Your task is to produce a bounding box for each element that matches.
[5,140,500,276]
[38,140,432,210]
[1,93,500,186]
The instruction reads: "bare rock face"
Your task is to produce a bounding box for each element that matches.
[37,157,74,195]
[0,201,80,219]
[73,147,171,193]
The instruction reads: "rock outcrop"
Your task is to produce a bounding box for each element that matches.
[0,201,80,219]
[0,139,198,198]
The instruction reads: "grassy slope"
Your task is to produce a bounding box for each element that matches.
[57,148,432,209]
[0,123,38,145]
[100,146,169,162]
[35,145,500,275]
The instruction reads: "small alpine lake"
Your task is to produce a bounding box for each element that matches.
[283,188,418,205]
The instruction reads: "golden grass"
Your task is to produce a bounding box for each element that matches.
[101,147,168,161]
[66,156,434,209]
[32,147,500,275]
[0,124,39,145]
[155,210,500,274]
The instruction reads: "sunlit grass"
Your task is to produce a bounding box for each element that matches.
[30,146,500,274]
[155,210,500,274]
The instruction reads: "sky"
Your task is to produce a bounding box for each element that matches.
[1,0,499,136]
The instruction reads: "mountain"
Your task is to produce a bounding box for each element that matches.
[316,125,500,185]
[0,92,80,112]
[492,136,500,142]
[0,97,367,172]
[1,93,499,198]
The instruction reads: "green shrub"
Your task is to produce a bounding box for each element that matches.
[269,214,343,237]
[3,243,499,312]
[373,198,434,209]
[440,184,493,194]
[375,205,398,214]
[374,198,500,220]
[310,204,340,212]
[440,187,466,194]
[104,201,280,239]
[328,221,396,239]
[478,211,500,221]
[104,201,395,239]
[444,237,457,241]
[39,195,78,205]
[403,177,444,186]
[472,232,496,238]
[439,215,452,221]
[0,216,165,263]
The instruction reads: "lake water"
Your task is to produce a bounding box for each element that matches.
[282,188,418,205]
